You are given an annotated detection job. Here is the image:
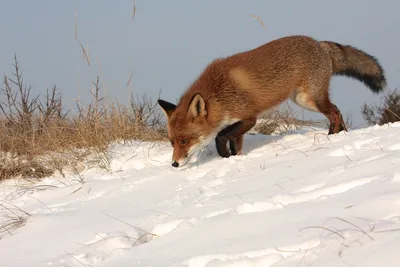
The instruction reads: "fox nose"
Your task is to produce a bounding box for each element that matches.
[172,161,179,168]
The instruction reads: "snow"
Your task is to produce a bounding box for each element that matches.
[1,122,400,267]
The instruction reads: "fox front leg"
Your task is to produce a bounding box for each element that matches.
[215,118,256,158]
[215,137,237,158]
[215,137,230,158]
[229,135,244,156]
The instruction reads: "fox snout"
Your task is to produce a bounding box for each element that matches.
[170,137,201,167]
[158,94,213,168]
[172,161,179,167]
[171,143,190,168]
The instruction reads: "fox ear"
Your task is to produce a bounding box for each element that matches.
[188,93,207,118]
[158,99,176,118]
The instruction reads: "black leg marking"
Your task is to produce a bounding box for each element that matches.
[229,139,237,156]
[215,118,256,158]
[215,121,243,158]
[215,136,230,158]
[217,121,244,139]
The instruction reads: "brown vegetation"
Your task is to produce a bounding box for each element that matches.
[0,56,167,181]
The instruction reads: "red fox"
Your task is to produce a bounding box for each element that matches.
[158,35,386,167]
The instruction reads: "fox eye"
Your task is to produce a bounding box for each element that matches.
[180,138,189,145]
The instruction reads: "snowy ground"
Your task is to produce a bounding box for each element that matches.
[1,123,400,267]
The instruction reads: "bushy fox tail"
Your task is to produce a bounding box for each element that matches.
[319,41,386,93]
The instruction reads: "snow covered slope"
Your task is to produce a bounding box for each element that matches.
[1,123,400,267]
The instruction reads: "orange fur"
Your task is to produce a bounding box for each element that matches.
[158,35,386,167]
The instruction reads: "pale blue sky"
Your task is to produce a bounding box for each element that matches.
[1,0,399,126]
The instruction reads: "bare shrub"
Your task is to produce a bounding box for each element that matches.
[361,89,400,126]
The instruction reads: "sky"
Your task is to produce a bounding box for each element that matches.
[1,0,399,127]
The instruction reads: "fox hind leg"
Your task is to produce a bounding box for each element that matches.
[311,87,347,135]
[326,104,347,134]
[309,80,347,135]
[292,81,347,135]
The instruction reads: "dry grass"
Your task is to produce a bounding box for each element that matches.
[0,55,167,181]
[252,103,319,135]
[252,101,355,136]
[0,200,31,237]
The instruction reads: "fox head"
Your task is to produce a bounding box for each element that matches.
[158,94,214,168]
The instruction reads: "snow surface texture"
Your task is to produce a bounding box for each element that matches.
[1,123,400,267]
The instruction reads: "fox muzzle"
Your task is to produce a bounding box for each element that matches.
[172,161,179,167]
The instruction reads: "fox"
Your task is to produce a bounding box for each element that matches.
[158,35,386,168]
